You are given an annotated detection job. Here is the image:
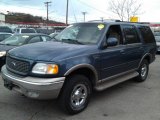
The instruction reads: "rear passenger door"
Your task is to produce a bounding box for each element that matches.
[121,25,144,70]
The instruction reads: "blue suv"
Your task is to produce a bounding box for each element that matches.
[1,21,157,114]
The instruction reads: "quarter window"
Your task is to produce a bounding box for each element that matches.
[137,26,155,43]
[123,25,140,44]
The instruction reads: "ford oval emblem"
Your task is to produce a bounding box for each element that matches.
[11,62,16,67]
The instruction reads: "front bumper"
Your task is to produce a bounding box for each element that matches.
[1,65,65,99]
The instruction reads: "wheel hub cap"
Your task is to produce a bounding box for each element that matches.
[71,84,87,108]
[141,64,147,78]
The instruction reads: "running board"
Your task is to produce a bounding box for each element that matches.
[95,71,139,91]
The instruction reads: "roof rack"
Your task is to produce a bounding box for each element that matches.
[88,19,121,22]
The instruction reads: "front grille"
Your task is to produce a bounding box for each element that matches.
[6,56,30,75]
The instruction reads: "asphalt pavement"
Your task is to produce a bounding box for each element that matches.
[0,55,160,120]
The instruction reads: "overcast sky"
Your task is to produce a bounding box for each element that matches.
[0,0,160,23]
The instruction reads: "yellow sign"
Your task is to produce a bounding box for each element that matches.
[130,17,139,22]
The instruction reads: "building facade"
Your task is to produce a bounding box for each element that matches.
[0,13,5,23]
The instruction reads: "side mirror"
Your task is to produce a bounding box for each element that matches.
[107,37,118,47]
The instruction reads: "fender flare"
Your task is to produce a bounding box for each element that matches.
[64,64,99,83]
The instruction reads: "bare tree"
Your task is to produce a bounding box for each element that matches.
[109,0,142,21]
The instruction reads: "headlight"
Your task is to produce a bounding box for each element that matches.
[32,63,59,75]
[0,51,6,57]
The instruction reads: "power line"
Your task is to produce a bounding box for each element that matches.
[70,0,77,23]
[77,0,112,16]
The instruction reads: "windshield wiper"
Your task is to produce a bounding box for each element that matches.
[62,39,84,45]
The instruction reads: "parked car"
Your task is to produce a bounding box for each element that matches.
[1,21,157,114]
[0,33,51,67]
[14,28,37,34]
[36,28,55,35]
[0,33,12,42]
[0,26,12,33]
[154,32,160,52]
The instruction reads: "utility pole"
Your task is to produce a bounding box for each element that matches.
[44,1,52,28]
[82,12,87,22]
[100,17,104,22]
[66,0,69,25]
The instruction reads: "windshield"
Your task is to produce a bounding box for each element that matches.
[55,23,106,45]
[0,35,29,46]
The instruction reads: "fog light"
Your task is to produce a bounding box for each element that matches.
[27,91,39,98]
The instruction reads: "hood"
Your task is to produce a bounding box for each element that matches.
[0,44,16,52]
[9,41,97,61]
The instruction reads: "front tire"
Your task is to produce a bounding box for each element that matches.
[135,59,149,82]
[59,74,92,114]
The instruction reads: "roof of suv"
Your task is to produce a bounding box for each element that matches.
[85,20,149,26]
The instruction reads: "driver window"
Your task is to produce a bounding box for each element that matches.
[107,25,123,45]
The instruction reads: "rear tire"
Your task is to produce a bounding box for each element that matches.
[135,59,149,82]
[59,74,92,114]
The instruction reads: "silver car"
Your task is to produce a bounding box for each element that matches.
[154,32,160,52]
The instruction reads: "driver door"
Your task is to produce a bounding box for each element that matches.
[99,25,128,80]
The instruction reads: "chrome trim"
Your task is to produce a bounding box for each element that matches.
[126,43,142,46]
[64,64,98,82]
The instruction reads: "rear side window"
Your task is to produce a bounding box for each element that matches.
[122,25,140,44]
[21,29,36,33]
[137,26,155,43]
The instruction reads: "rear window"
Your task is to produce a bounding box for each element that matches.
[21,29,36,33]
[0,27,12,33]
[138,26,155,43]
